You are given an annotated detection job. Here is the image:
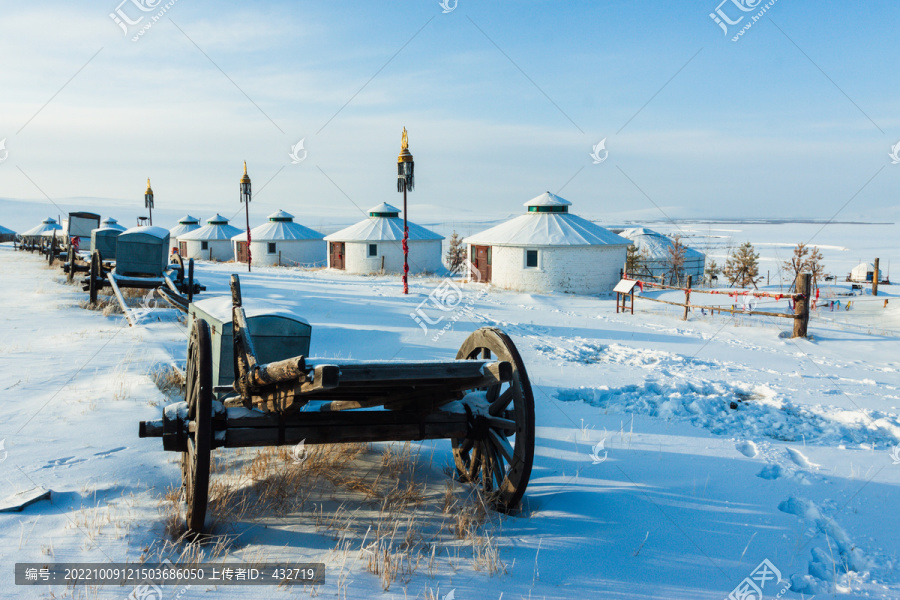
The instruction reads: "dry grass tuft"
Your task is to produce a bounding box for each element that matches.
[155,439,508,589]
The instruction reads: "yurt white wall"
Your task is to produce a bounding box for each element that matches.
[179,238,234,261]
[247,239,325,267]
[473,244,626,294]
[337,239,443,274]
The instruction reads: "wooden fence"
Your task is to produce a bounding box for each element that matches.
[616,273,812,338]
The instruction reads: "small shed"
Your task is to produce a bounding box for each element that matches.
[115,226,170,278]
[188,296,312,393]
[169,215,200,254]
[91,228,122,260]
[177,214,241,261]
[232,210,325,267]
[849,262,874,283]
[323,203,444,274]
[100,217,127,232]
[463,192,630,294]
[0,224,16,243]
[619,227,705,284]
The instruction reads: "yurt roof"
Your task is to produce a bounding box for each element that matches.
[525,192,572,208]
[463,194,628,247]
[121,225,170,239]
[232,214,324,242]
[323,206,443,242]
[851,262,874,273]
[206,213,229,225]
[100,217,127,231]
[0,224,16,235]
[176,215,200,224]
[368,202,401,216]
[21,218,62,237]
[619,228,705,259]
[178,221,242,241]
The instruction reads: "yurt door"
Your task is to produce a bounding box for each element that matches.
[179,241,188,256]
[330,242,345,270]
[236,242,249,263]
[473,245,491,283]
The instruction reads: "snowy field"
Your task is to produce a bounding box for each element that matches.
[1,230,899,600]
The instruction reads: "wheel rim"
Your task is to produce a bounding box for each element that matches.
[452,327,535,511]
[182,319,212,534]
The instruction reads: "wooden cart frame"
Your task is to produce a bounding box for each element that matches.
[140,275,535,533]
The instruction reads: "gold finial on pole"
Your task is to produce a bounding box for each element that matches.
[401,127,408,150]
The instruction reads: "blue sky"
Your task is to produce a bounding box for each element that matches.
[0,0,898,230]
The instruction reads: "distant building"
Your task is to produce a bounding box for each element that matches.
[169,215,200,254]
[232,210,325,267]
[323,203,444,274]
[619,227,705,284]
[0,224,15,243]
[100,217,127,232]
[177,214,242,261]
[849,262,874,283]
[20,218,62,243]
[463,192,629,294]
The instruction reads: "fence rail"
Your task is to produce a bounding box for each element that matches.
[616,273,812,337]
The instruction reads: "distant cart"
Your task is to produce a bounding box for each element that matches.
[139,275,535,533]
[81,226,204,319]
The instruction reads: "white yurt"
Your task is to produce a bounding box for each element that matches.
[232,210,325,267]
[619,227,705,284]
[463,192,630,294]
[21,217,62,242]
[169,215,200,254]
[100,217,127,232]
[849,262,874,283]
[323,203,444,274]
[176,214,242,261]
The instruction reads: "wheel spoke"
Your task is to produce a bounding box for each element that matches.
[485,383,500,403]
[489,430,514,464]
[459,438,474,454]
[468,443,482,481]
[488,388,515,416]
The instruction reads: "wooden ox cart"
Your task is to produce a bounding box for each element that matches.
[139,275,535,533]
[80,225,204,319]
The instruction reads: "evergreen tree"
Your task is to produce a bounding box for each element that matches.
[445,231,467,275]
[625,244,644,277]
[724,241,761,288]
[705,259,720,285]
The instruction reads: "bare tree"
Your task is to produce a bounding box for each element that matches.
[805,246,826,291]
[667,234,687,286]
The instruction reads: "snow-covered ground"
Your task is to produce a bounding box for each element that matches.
[1,238,899,600]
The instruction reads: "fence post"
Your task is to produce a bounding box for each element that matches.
[793,273,810,338]
[873,258,879,296]
[683,275,692,320]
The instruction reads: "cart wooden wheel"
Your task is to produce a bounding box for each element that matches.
[66,246,76,284]
[181,318,213,534]
[453,327,535,512]
[89,251,101,305]
[48,235,56,266]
